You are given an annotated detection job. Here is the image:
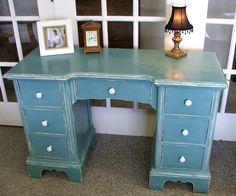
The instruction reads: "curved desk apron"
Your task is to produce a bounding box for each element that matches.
[4,48,227,193]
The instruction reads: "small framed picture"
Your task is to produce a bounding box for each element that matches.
[37,19,74,56]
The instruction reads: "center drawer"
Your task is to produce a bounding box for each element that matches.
[161,145,205,170]
[75,78,154,104]
[24,109,66,134]
[30,135,70,159]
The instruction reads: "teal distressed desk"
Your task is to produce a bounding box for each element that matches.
[4,48,227,193]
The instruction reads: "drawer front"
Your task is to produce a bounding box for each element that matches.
[30,135,69,159]
[161,145,204,170]
[19,80,62,107]
[163,116,209,144]
[24,109,65,134]
[165,87,213,116]
[76,78,154,104]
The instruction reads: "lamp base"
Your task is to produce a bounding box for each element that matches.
[165,50,187,59]
[165,30,188,59]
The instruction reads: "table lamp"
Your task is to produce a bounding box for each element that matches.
[165,5,193,59]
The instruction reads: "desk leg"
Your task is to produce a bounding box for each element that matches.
[149,170,210,193]
[90,133,97,150]
[25,125,96,182]
[26,163,83,182]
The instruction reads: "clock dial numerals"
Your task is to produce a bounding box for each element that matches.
[86,31,98,47]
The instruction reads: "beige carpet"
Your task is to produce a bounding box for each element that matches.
[0,126,235,196]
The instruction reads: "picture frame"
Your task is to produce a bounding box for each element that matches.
[37,19,74,56]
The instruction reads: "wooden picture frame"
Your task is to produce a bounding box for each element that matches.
[37,19,74,56]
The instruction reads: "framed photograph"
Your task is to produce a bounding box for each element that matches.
[37,19,74,56]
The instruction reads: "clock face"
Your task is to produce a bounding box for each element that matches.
[86,31,98,47]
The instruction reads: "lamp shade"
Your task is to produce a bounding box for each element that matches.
[165,5,193,33]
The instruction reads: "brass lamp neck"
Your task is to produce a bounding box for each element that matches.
[172,31,182,52]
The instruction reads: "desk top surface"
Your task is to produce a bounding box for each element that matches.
[5,47,227,88]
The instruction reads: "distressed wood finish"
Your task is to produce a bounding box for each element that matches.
[4,47,227,193]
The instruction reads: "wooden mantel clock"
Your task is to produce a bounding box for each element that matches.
[81,21,102,53]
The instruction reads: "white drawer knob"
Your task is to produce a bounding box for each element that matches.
[36,92,43,99]
[181,129,189,136]
[46,145,53,152]
[108,87,116,95]
[184,99,192,106]
[179,156,186,163]
[41,120,48,127]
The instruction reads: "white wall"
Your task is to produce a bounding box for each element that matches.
[92,107,156,136]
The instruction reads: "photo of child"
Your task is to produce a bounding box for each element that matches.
[44,26,67,49]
